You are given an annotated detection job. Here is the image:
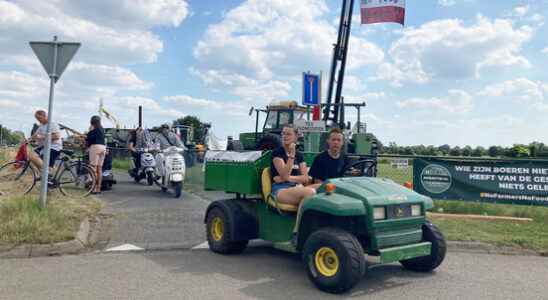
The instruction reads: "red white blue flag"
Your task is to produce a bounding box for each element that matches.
[361,0,405,26]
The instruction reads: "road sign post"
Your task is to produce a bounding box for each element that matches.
[29,36,80,208]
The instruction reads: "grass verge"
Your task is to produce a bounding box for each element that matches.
[0,193,102,246]
[431,200,548,252]
[112,158,132,171]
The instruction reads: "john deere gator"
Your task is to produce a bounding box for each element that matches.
[203,151,446,294]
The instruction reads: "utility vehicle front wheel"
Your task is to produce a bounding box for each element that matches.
[206,207,247,254]
[303,228,366,294]
[400,221,446,272]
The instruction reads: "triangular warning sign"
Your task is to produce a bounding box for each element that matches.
[30,41,80,82]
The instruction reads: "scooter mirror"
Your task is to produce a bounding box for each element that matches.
[249,107,254,116]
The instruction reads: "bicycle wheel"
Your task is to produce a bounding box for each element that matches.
[0,161,36,196]
[58,162,96,198]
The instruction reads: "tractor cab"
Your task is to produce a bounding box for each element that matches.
[262,101,307,133]
[234,100,308,151]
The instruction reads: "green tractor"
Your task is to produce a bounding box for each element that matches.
[229,100,378,157]
[203,151,446,294]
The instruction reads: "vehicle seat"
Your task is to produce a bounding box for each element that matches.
[261,167,298,212]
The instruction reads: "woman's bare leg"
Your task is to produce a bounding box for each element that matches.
[94,164,102,193]
[276,186,317,236]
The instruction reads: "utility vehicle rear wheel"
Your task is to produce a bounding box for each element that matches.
[400,221,446,272]
[206,207,247,254]
[303,228,366,294]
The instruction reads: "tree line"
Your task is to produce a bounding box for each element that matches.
[0,125,24,146]
[380,142,548,158]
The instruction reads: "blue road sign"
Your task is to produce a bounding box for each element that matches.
[303,73,321,106]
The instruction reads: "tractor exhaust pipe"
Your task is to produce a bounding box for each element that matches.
[138,105,142,128]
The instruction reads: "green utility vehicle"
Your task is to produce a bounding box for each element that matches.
[203,151,446,294]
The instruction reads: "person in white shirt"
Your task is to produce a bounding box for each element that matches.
[28,110,63,173]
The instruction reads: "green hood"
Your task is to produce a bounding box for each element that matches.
[304,177,433,217]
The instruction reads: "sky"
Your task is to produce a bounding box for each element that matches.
[1,0,548,147]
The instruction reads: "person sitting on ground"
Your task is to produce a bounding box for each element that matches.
[86,116,106,194]
[156,124,184,150]
[27,110,63,177]
[309,128,351,183]
[271,125,319,244]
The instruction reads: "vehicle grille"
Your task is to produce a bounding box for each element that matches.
[376,229,423,248]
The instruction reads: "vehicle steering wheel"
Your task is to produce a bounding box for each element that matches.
[342,159,377,177]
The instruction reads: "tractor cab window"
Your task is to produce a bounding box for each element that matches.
[295,110,305,121]
[264,111,278,129]
[278,111,290,126]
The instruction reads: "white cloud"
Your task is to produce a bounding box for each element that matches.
[189,68,291,103]
[438,0,457,6]
[543,47,548,55]
[59,0,189,28]
[376,15,533,86]
[478,78,545,104]
[513,5,530,18]
[164,95,246,112]
[438,0,474,7]
[0,71,49,98]
[397,89,473,113]
[0,1,189,133]
[192,0,383,100]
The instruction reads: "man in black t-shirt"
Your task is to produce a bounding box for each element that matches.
[309,128,349,183]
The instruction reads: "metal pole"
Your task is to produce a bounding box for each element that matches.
[38,36,58,209]
[138,106,143,128]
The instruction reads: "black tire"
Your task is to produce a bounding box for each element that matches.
[256,134,281,151]
[0,161,37,195]
[58,163,95,198]
[303,228,366,294]
[206,207,248,254]
[146,171,154,186]
[174,181,182,198]
[400,222,446,272]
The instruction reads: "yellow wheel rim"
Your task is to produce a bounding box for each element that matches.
[211,217,224,241]
[315,247,339,277]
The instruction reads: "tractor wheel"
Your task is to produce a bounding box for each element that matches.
[226,140,244,151]
[206,207,248,254]
[303,228,366,294]
[400,221,446,272]
[256,134,281,151]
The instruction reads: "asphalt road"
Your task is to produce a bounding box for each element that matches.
[1,248,547,300]
[95,172,216,251]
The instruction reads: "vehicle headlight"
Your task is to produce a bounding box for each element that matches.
[411,204,421,217]
[373,207,386,220]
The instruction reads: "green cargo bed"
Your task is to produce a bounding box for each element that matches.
[204,151,271,195]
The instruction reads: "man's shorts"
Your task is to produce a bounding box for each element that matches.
[35,148,61,168]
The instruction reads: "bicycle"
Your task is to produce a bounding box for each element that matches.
[0,144,96,198]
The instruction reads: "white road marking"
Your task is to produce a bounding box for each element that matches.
[191,242,209,250]
[105,244,144,252]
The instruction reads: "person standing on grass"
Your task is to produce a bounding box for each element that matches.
[86,116,106,194]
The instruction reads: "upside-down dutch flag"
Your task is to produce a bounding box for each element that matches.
[361,0,405,26]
